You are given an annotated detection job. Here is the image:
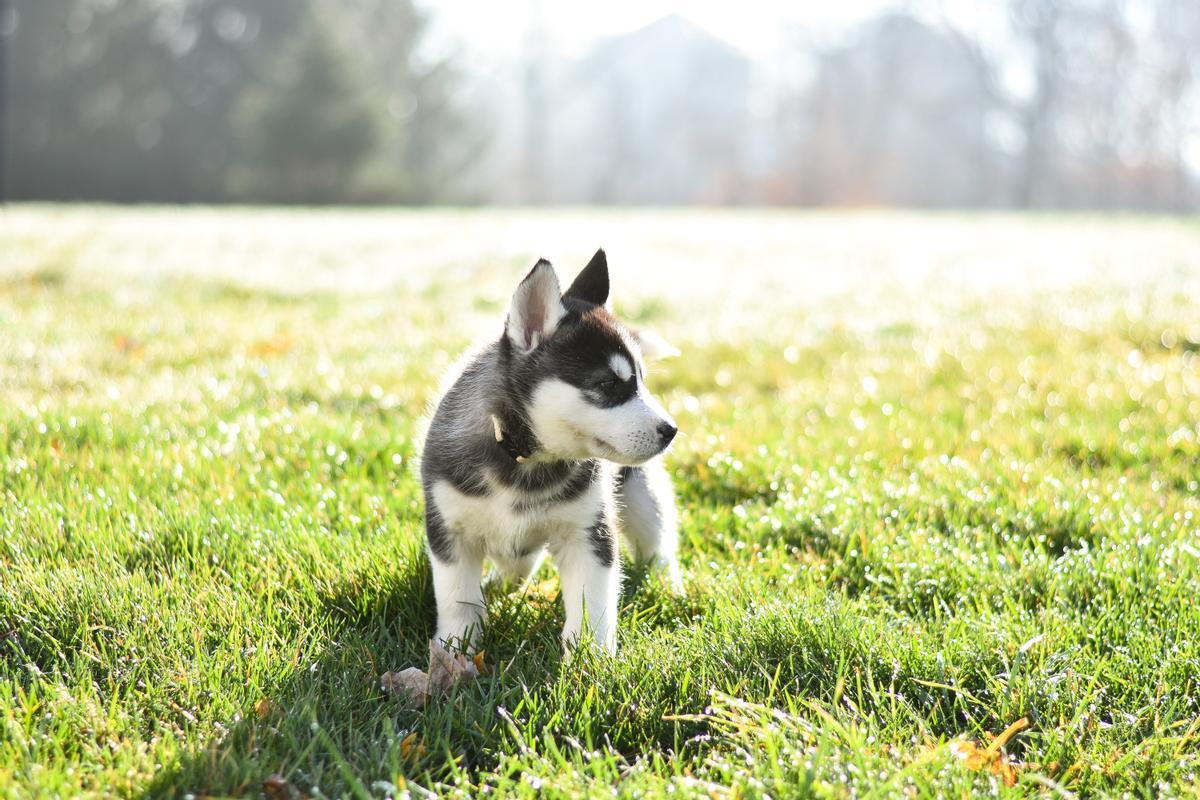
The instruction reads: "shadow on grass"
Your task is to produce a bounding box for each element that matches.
[137,543,690,797]
[135,549,713,797]
[136,548,485,798]
[127,547,1053,798]
[134,530,1038,798]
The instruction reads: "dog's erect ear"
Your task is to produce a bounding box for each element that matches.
[563,248,609,307]
[633,328,680,360]
[506,259,567,352]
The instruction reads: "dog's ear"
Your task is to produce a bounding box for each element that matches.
[506,259,567,352]
[633,328,680,360]
[563,248,609,307]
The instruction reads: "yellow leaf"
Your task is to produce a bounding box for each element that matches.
[949,740,989,770]
[249,333,294,357]
[400,731,426,760]
[947,719,1029,786]
[993,754,1019,787]
[987,716,1030,754]
[114,335,145,359]
[255,698,273,719]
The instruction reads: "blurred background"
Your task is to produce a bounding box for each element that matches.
[4,0,1200,210]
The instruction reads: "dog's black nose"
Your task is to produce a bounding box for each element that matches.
[657,422,678,446]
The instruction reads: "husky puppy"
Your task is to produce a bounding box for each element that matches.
[421,250,681,654]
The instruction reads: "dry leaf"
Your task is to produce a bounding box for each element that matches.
[380,640,481,706]
[994,755,1019,787]
[262,773,293,800]
[380,666,432,706]
[950,740,1022,785]
[949,740,988,771]
[255,698,273,720]
[987,717,1030,752]
[948,717,1030,787]
[427,639,479,693]
[525,578,560,605]
[426,641,457,694]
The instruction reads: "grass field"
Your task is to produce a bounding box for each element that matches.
[3,206,1200,798]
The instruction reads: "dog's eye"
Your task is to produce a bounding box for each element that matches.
[598,373,632,393]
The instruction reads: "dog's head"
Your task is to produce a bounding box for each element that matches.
[502,250,678,466]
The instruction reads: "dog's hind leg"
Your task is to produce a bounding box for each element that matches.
[616,460,683,592]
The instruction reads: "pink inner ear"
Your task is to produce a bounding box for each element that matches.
[525,312,544,349]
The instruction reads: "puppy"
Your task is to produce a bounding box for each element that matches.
[420,250,681,654]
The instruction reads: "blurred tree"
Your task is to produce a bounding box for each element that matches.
[8,0,476,204]
[942,0,1200,210]
[553,14,752,205]
[6,0,1193,209]
[226,10,383,204]
[789,14,1004,207]
[227,0,478,204]
[8,0,304,201]
[1006,0,1063,207]
[334,0,481,203]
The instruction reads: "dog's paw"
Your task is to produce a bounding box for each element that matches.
[651,555,685,595]
[434,621,483,655]
[561,629,618,659]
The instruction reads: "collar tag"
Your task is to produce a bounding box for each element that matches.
[490,414,530,463]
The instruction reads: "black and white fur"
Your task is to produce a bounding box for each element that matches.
[420,250,681,654]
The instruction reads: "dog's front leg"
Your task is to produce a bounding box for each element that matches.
[430,548,485,651]
[554,516,619,654]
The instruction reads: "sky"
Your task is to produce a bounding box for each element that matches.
[430,0,908,61]
[424,0,1200,173]
[427,0,1015,93]
[427,0,1020,106]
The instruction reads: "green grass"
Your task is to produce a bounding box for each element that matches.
[2,206,1200,798]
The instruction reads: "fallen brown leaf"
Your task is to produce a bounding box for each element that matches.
[380,666,432,706]
[948,717,1031,787]
[427,639,479,693]
[380,640,480,706]
[987,717,1030,753]
[525,578,560,605]
[262,773,293,800]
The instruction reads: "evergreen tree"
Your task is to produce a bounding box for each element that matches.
[227,11,384,204]
[335,0,482,202]
[8,0,307,201]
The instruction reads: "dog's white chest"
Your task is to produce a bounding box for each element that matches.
[430,469,607,560]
